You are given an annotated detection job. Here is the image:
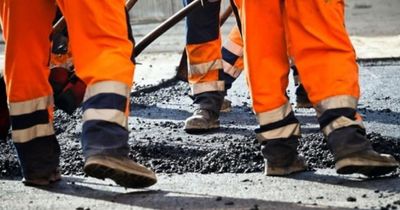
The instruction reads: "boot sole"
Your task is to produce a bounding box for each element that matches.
[184,121,220,134]
[265,165,307,176]
[84,159,157,188]
[336,157,399,177]
[23,171,62,186]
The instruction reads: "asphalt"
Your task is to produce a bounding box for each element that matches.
[1,0,400,209]
[1,170,400,210]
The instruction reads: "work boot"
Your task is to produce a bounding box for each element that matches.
[295,84,312,108]
[261,138,308,176]
[220,98,232,113]
[84,155,157,188]
[184,109,220,134]
[327,126,399,177]
[14,136,61,186]
[22,168,62,186]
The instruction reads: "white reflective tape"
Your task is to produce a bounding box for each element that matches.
[83,108,128,129]
[191,81,225,95]
[256,102,292,125]
[315,95,358,117]
[322,116,365,136]
[84,81,130,102]
[223,40,243,57]
[257,123,301,141]
[9,95,53,116]
[189,60,223,77]
[12,123,54,143]
[223,60,242,78]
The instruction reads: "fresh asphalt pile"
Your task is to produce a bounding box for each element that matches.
[1,81,400,178]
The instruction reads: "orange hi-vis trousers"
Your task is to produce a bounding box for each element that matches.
[241,0,364,141]
[222,25,244,80]
[184,0,225,96]
[0,0,134,177]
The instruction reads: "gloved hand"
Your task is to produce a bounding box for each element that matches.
[0,77,10,141]
[49,67,86,115]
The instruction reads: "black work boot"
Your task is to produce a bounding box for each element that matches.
[14,136,61,186]
[327,126,399,177]
[261,137,308,176]
[184,91,223,134]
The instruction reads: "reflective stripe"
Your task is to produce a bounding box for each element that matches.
[9,95,53,116]
[257,123,301,141]
[84,81,130,102]
[191,81,225,95]
[315,95,358,117]
[83,108,127,129]
[256,102,292,125]
[12,123,54,143]
[223,60,242,78]
[224,40,243,57]
[322,116,365,136]
[189,60,223,77]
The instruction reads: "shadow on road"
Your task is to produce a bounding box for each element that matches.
[289,171,400,193]
[360,108,400,125]
[35,176,353,210]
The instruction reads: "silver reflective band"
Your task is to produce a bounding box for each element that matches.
[189,60,223,77]
[322,116,364,136]
[83,108,128,129]
[191,81,225,95]
[84,81,130,102]
[223,60,242,78]
[12,123,55,143]
[257,123,301,142]
[315,95,358,117]
[256,102,292,126]
[224,40,243,57]
[9,95,53,116]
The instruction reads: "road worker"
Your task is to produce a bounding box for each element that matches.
[221,24,312,111]
[182,0,225,133]
[0,0,157,187]
[238,0,399,176]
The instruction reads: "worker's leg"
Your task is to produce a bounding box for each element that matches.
[222,25,243,93]
[0,0,61,185]
[0,76,10,141]
[58,0,156,188]
[183,0,224,133]
[285,0,398,176]
[241,0,307,176]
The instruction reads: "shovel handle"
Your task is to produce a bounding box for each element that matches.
[134,0,203,57]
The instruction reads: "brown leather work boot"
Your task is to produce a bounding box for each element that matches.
[327,126,399,177]
[261,138,308,176]
[184,109,220,134]
[335,150,399,177]
[265,156,308,176]
[84,155,157,188]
